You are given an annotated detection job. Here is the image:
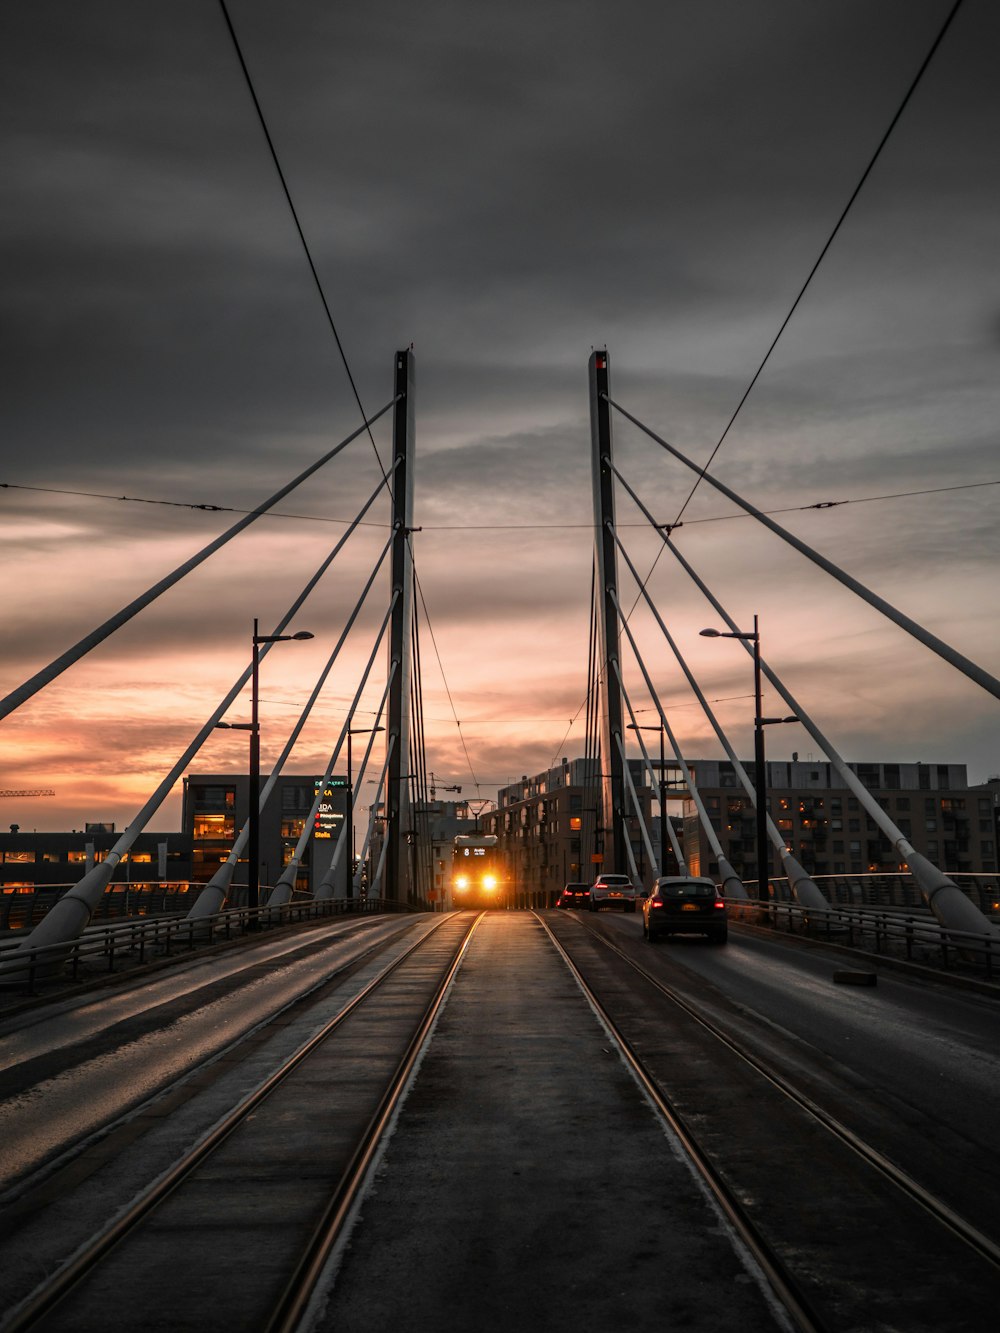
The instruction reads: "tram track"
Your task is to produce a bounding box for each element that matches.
[0,914,432,1194]
[542,910,1000,1332]
[1,912,482,1333]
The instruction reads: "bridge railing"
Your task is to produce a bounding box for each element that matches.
[781,871,1000,916]
[0,882,204,932]
[0,893,412,993]
[726,895,999,981]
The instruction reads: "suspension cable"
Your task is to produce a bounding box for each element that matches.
[217,0,388,480]
[670,0,967,524]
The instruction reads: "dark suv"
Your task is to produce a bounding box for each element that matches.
[557,882,590,909]
[643,876,727,943]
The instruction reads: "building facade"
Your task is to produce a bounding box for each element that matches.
[0,826,191,892]
[182,773,349,898]
[480,758,656,905]
[680,759,997,880]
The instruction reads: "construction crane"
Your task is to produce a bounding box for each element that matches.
[428,773,461,800]
[0,789,55,797]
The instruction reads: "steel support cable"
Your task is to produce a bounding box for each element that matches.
[670,0,967,526]
[410,606,432,901]
[606,415,1000,702]
[265,589,401,904]
[610,523,787,853]
[0,401,396,723]
[659,534,1000,930]
[608,588,727,865]
[217,0,388,481]
[316,662,398,898]
[357,693,394,901]
[613,665,688,873]
[609,708,660,880]
[412,566,480,792]
[408,631,422,899]
[253,533,394,839]
[22,482,397,947]
[584,564,602,863]
[355,733,398,897]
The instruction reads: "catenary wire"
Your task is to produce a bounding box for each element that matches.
[5,477,993,529]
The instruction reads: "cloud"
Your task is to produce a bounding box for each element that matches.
[3,0,999,829]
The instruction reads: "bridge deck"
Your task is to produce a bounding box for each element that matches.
[321,911,783,1331]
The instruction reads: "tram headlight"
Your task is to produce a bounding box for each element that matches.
[455,875,469,890]
[483,875,497,890]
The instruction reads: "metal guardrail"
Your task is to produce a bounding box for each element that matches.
[727,897,1000,981]
[0,894,411,992]
[0,881,201,932]
[767,871,1000,916]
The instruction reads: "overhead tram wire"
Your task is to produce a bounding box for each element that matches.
[4,476,994,529]
[217,0,388,482]
[669,0,967,528]
[0,415,397,724]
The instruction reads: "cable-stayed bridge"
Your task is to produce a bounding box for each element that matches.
[2,337,997,972]
[2,4,999,1327]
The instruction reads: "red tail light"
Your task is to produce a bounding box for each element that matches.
[714,899,726,909]
[651,901,663,909]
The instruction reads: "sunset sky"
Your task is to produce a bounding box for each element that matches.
[2,0,998,834]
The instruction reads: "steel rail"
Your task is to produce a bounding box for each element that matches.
[266,911,483,1333]
[577,916,1000,1273]
[3,913,466,1332]
[535,912,827,1333]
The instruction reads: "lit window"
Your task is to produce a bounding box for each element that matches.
[193,814,235,841]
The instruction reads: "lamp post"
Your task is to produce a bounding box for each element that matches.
[218,620,313,925]
[346,726,384,892]
[627,722,668,877]
[700,617,797,907]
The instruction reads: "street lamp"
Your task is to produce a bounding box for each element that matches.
[627,722,669,877]
[700,617,798,907]
[218,620,313,925]
[346,726,384,889]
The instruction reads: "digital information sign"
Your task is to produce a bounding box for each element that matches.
[313,777,347,840]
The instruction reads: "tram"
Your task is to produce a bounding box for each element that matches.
[451,834,506,909]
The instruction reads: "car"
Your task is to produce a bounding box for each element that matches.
[643,875,728,943]
[589,873,638,913]
[557,882,590,909]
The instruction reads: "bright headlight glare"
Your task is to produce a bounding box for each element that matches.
[483,875,497,890]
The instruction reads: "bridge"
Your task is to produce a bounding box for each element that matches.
[2,1,999,1328]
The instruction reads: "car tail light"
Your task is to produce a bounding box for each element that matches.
[714,899,726,909]
[651,901,663,909]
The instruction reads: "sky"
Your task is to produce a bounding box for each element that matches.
[1,0,998,834]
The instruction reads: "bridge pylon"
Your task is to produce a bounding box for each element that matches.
[384,348,415,902]
[589,350,627,877]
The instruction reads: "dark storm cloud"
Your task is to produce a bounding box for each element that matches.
[3,0,998,818]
